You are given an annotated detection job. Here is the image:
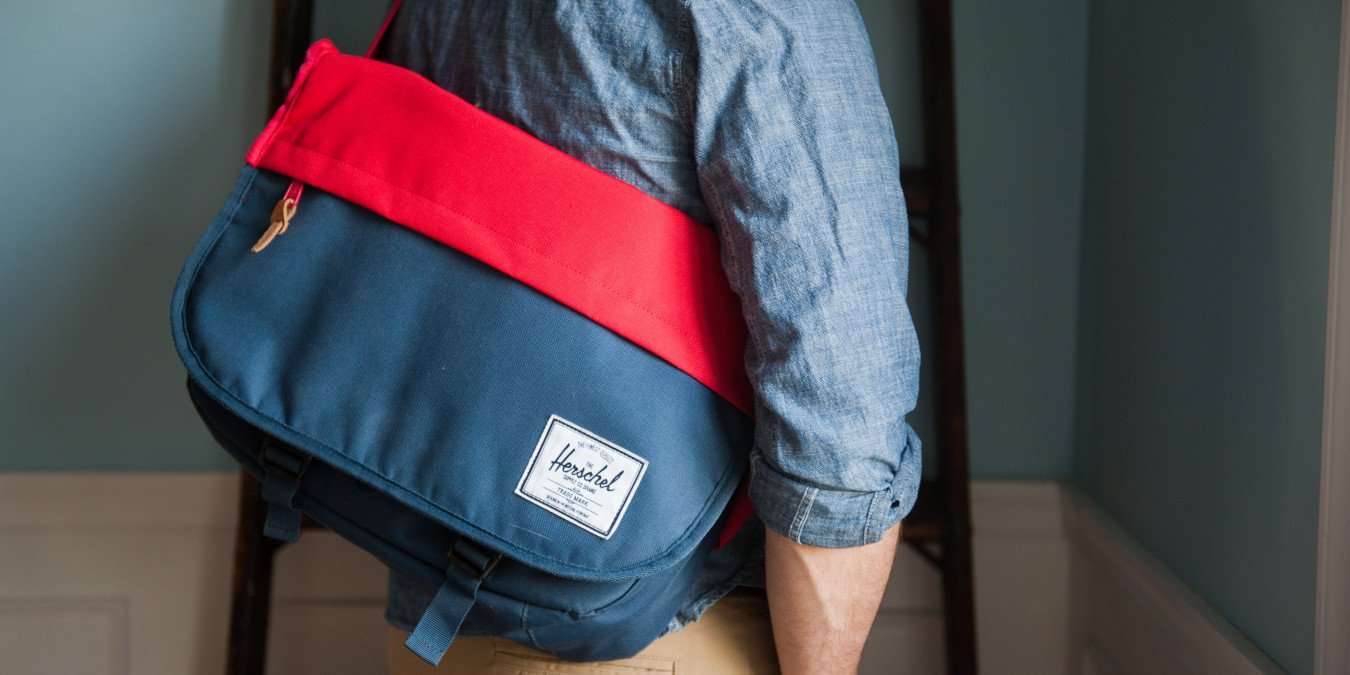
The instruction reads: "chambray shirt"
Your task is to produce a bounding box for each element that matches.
[381,0,922,632]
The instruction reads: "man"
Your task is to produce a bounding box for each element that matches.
[381,2,922,673]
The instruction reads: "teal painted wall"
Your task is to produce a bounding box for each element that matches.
[0,1,1091,478]
[951,0,1088,478]
[862,0,1090,480]
[1073,1,1339,672]
[0,0,270,470]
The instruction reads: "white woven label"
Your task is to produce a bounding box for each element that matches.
[514,415,647,539]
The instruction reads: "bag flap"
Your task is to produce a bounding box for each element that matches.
[171,41,755,580]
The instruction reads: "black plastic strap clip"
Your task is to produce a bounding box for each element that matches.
[258,436,311,542]
[448,537,503,581]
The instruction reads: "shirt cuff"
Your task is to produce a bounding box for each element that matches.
[746,435,922,548]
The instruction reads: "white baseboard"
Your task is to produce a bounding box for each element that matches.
[970,482,1073,675]
[1063,489,1284,675]
[0,474,1277,674]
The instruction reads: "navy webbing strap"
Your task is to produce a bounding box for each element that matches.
[404,537,503,666]
[258,437,311,541]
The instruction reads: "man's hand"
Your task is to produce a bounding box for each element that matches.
[764,521,901,675]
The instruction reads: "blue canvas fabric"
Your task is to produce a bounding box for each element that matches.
[382,0,923,634]
[172,167,759,663]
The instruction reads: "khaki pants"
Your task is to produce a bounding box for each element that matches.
[386,588,779,674]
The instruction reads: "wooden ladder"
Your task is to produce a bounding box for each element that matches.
[900,1,980,672]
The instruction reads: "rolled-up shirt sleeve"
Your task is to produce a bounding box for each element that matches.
[689,0,923,548]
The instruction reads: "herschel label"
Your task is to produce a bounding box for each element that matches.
[514,415,647,539]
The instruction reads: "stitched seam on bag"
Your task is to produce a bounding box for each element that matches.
[521,604,545,650]
[519,604,534,645]
[263,139,722,371]
[572,572,646,619]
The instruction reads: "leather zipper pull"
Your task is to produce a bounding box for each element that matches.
[250,197,297,253]
[251,181,304,253]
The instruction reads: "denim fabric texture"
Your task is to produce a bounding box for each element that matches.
[381,0,921,632]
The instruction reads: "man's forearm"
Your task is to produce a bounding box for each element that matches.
[764,521,900,675]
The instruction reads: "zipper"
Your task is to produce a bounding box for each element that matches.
[251,180,305,253]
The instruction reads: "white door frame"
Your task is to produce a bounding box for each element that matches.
[1316,3,1350,672]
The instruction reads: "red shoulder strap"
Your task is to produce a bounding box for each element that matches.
[365,0,405,59]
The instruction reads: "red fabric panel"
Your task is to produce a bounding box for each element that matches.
[246,40,753,417]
